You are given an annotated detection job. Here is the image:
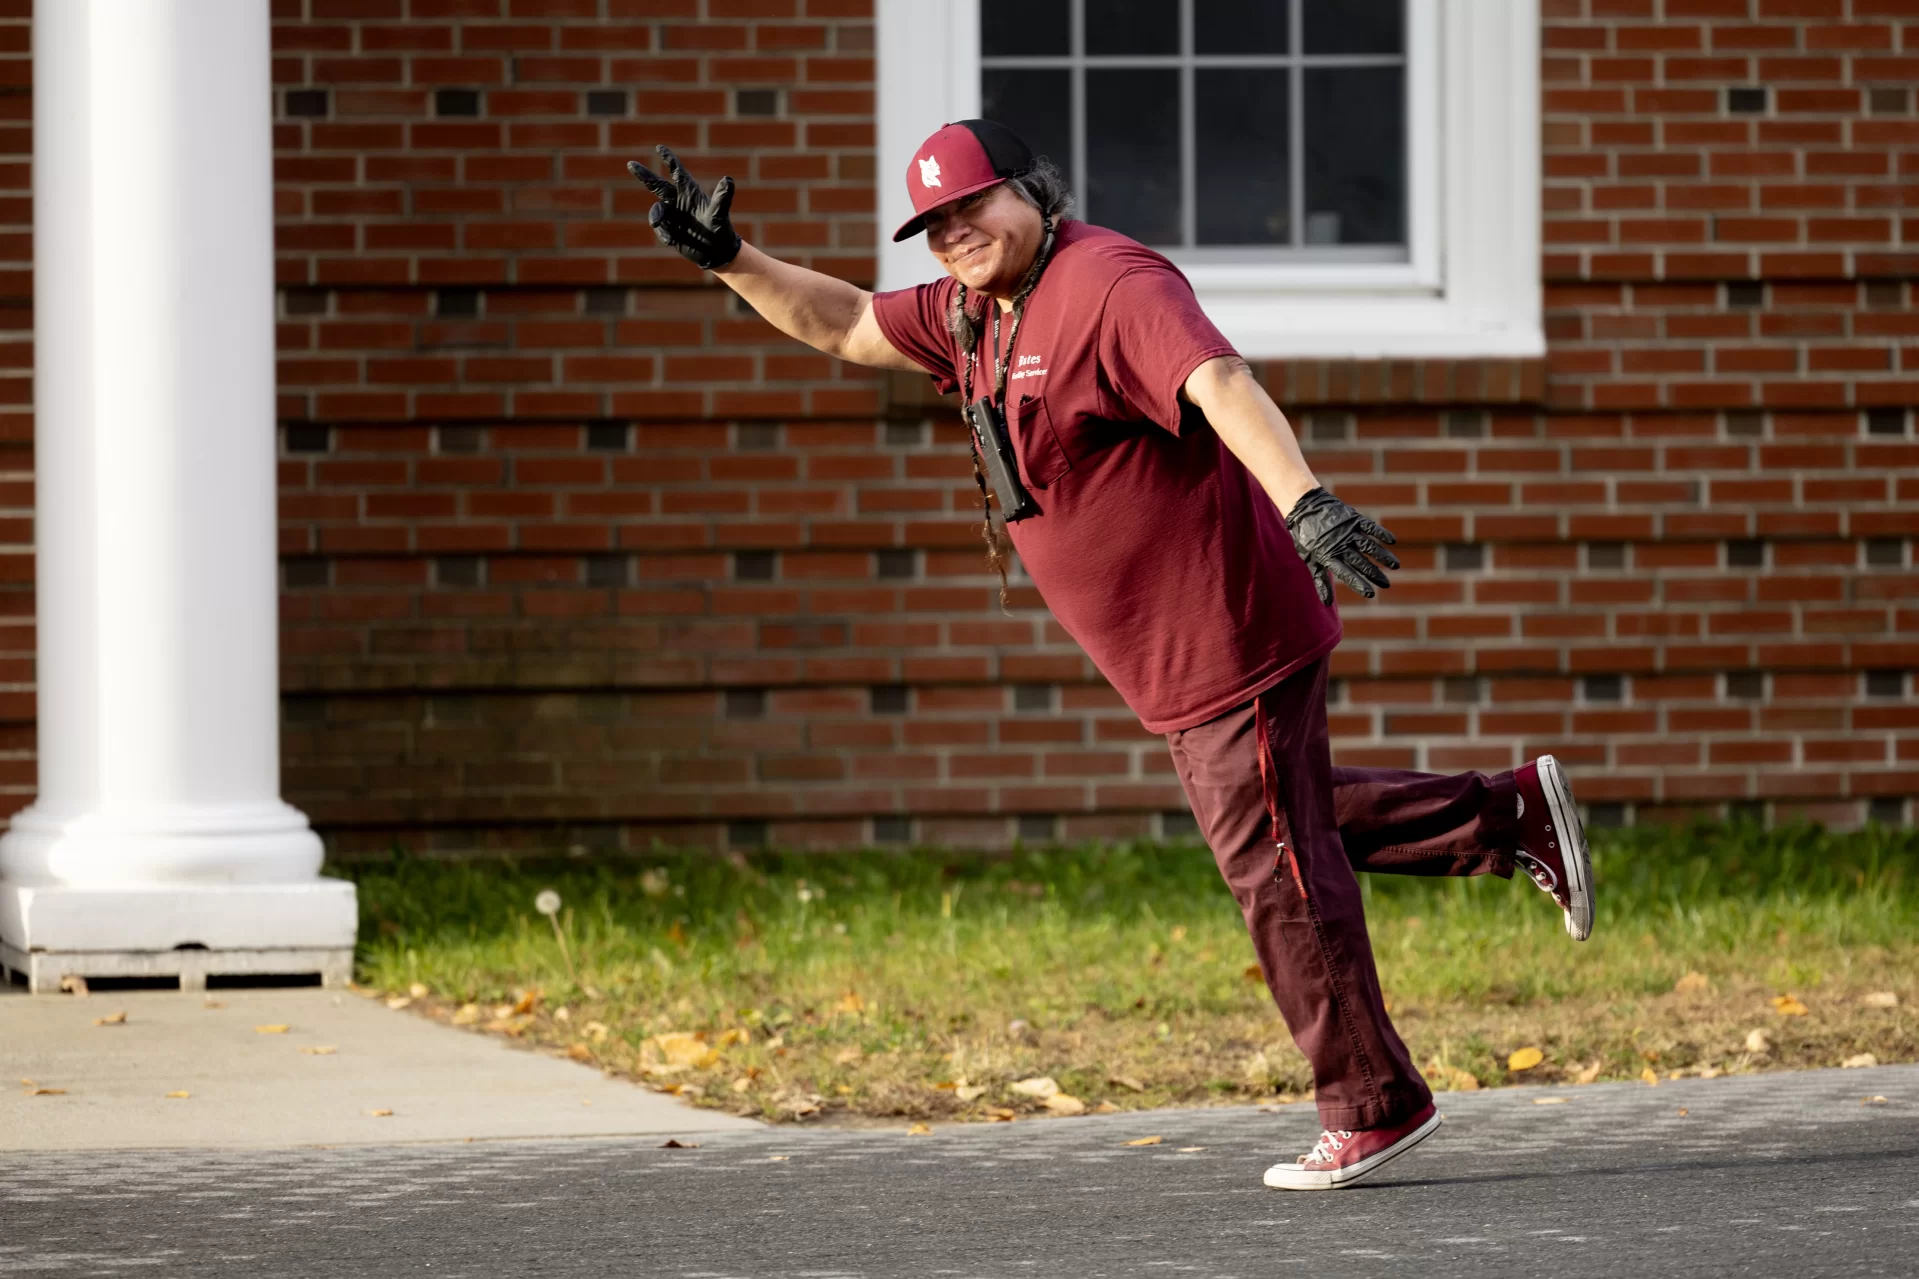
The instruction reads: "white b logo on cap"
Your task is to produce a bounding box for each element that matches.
[918,155,942,188]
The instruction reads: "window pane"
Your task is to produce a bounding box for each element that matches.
[1086,69,1181,244]
[983,0,1070,57]
[1303,0,1404,55]
[1085,0,1179,56]
[1196,0,1288,54]
[982,68,1074,180]
[1304,67,1404,245]
[1195,69,1289,245]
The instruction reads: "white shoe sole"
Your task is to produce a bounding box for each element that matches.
[1537,754,1594,941]
[1262,1110,1444,1191]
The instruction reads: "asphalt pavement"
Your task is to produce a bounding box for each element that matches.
[5,1063,1917,1277]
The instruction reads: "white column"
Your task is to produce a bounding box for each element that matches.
[0,0,355,993]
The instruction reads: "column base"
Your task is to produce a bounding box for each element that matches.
[1,941,353,994]
[0,881,357,994]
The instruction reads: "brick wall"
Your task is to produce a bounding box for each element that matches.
[1,0,1916,853]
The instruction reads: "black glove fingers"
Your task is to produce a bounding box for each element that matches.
[1351,535,1400,572]
[1327,557,1376,599]
[658,146,704,202]
[711,175,736,223]
[1358,517,1397,546]
[628,161,676,202]
[1313,569,1333,606]
[1339,549,1391,591]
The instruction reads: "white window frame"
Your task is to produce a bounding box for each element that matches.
[875,0,1542,360]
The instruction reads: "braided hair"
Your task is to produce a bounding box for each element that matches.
[947,217,1056,613]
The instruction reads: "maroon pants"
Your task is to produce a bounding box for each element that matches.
[1165,656,1521,1133]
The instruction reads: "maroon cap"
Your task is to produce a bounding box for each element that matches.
[892,119,1036,243]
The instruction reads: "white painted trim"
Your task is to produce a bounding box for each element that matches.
[875,0,1542,362]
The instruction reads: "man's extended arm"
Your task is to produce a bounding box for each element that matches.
[1182,355,1320,517]
[1184,355,1399,603]
[713,244,925,373]
[629,145,922,373]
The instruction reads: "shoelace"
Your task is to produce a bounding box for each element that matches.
[1515,850,1559,895]
[1301,1129,1354,1166]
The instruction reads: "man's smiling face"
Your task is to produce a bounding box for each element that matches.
[923,183,1044,301]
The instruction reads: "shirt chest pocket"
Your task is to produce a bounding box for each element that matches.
[1011,395,1071,491]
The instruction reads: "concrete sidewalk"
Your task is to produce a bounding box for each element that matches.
[5,1063,1916,1277]
[0,985,757,1150]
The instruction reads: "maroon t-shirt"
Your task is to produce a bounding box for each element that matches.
[872,220,1340,734]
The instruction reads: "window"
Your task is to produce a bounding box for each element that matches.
[876,0,1541,358]
[981,0,1409,258]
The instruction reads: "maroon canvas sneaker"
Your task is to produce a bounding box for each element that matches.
[1514,753,1594,941]
[1264,1103,1442,1191]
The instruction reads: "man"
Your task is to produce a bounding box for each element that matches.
[629,120,1595,1191]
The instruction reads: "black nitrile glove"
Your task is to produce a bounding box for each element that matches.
[1284,487,1400,606]
[627,145,742,271]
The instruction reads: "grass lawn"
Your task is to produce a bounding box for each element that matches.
[344,823,1918,1124]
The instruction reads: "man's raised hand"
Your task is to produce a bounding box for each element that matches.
[1283,487,1401,606]
[627,145,742,272]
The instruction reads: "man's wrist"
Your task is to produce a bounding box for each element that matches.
[1277,480,1323,522]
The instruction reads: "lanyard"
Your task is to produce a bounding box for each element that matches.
[963,298,1028,408]
[959,224,1054,407]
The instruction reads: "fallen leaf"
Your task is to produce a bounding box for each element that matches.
[1169,925,1187,943]
[368,1109,393,1117]
[18,1078,32,1087]
[450,1003,481,1026]
[1243,965,1263,982]
[1698,1066,1723,1079]
[767,1154,790,1162]
[1447,1068,1481,1092]
[1862,1096,1889,1106]
[1094,1100,1121,1114]
[1770,994,1809,1017]
[1575,1061,1603,1085]
[1011,1076,1060,1099]
[298,1046,337,1056]
[26,1088,66,1096]
[255,1024,289,1035]
[836,991,865,1015]
[1673,971,1711,995]
[1044,1093,1087,1116]
[932,1080,957,1091]
[1862,991,1899,1009]
[1677,1108,1689,1117]
[408,982,429,1000]
[59,975,88,996]
[1533,1096,1568,1106]
[1125,1135,1163,1146]
[1508,1046,1544,1072]
[659,1139,699,1149]
[1842,1053,1879,1069]
[955,1084,988,1102]
[1744,1028,1773,1053]
[566,1043,593,1063]
[666,921,688,947]
[906,1123,932,1136]
[1177,1146,1207,1153]
[511,990,540,1016]
[384,996,412,1010]
[93,1011,128,1026]
[834,1046,863,1065]
[1640,1067,1659,1086]
[984,1106,1017,1122]
[583,1020,610,1043]
[650,1032,718,1069]
[1108,1075,1148,1093]
[202,999,226,1009]
[165,1091,190,1099]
